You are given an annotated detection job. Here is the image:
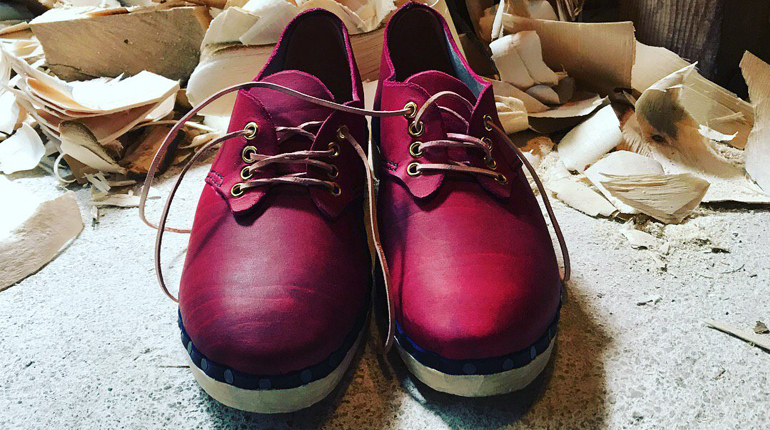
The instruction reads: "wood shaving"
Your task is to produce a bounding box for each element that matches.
[558,105,623,173]
[601,173,709,224]
[584,151,664,214]
[0,123,44,174]
[706,320,770,352]
[632,42,753,148]
[741,52,770,193]
[624,65,770,204]
[754,321,769,335]
[0,177,84,291]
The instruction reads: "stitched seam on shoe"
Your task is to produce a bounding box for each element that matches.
[381,159,398,171]
[207,170,224,187]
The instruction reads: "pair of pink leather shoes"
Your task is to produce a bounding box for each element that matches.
[141,2,569,413]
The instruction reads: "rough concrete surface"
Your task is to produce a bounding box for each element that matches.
[1,164,769,429]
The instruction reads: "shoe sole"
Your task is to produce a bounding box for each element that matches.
[396,335,555,397]
[188,328,364,413]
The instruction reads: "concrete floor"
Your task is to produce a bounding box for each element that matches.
[1,164,769,429]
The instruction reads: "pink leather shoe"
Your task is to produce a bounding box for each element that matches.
[140,10,378,413]
[373,2,570,396]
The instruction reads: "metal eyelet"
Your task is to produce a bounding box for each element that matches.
[485,158,498,169]
[481,137,494,150]
[328,142,340,157]
[330,183,342,196]
[403,101,418,119]
[328,165,339,179]
[406,162,421,177]
[241,146,258,163]
[409,141,424,158]
[408,120,425,138]
[230,183,245,197]
[495,173,508,185]
[244,122,259,140]
[336,125,348,140]
[483,115,494,132]
[240,166,253,180]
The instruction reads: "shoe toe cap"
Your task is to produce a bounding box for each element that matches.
[400,252,560,361]
[177,186,369,376]
[181,283,361,376]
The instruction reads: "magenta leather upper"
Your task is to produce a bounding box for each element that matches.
[375,2,561,360]
[178,10,370,375]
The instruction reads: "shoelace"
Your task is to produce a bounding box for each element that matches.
[139,81,570,352]
[233,121,345,198]
[402,91,505,183]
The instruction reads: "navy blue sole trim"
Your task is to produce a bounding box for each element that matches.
[179,303,368,391]
[395,303,560,376]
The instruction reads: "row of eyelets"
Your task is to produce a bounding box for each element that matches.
[234,123,260,198]
[403,103,505,184]
[404,100,425,139]
[481,120,507,184]
[327,125,347,197]
[233,124,347,198]
[483,117,499,189]
[405,102,425,177]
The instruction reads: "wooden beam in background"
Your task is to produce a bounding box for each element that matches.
[619,0,725,79]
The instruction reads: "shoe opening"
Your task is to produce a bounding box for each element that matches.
[262,12,353,103]
[387,6,483,97]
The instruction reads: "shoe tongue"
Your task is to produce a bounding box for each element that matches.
[405,70,477,133]
[254,70,335,131]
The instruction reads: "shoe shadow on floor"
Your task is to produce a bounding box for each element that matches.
[392,280,612,429]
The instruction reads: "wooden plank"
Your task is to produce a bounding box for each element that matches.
[30,6,209,82]
[714,0,770,91]
[618,0,724,78]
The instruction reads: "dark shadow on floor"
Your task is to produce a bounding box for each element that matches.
[391,279,611,429]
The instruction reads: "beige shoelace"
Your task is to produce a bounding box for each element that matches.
[139,81,570,352]
[403,91,508,185]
